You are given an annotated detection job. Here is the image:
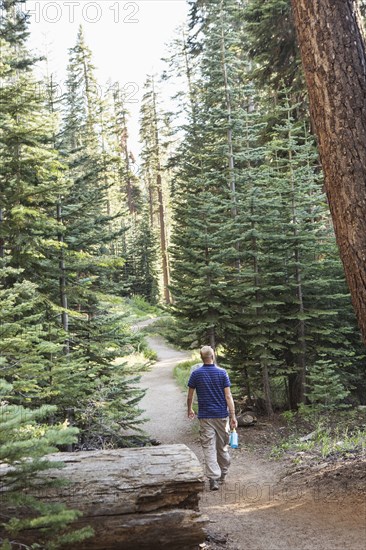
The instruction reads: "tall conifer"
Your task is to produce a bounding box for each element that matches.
[139,76,171,303]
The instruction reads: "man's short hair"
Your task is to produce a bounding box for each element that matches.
[200,345,215,361]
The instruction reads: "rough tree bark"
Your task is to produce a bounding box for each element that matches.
[0,445,207,550]
[290,0,366,343]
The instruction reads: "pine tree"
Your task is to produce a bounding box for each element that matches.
[303,360,350,416]
[168,0,365,412]
[214,80,288,417]
[265,98,364,407]
[243,0,303,92]
[56,28,147,443]
[139,75,171,304]
[60,26,118,261]
[97,81,144,297]
[0,0,68,282]
[0,0,73,408]
[126,214,159,304]
[0,379,93,548]
[1,3,146,447]
[110,82,141,216]
[223,95,364,412]
[170,0,250,349]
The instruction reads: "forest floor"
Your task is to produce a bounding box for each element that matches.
[137,334,366,550]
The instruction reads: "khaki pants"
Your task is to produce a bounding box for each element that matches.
[199,417,231,480]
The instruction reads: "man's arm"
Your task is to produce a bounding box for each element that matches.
[224,387,238,429]
[187,387,195,419]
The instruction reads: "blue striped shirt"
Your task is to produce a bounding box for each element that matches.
[188,364,231,419]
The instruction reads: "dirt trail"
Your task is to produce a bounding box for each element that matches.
[139,335,366,550]
[138,335,193,446]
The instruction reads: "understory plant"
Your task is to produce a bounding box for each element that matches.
[0,380,93,549]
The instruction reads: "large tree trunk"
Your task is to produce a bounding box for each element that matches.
[290,0,366,343]
[0,445,207,550]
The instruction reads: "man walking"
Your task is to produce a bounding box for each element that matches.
[187,346,237,491]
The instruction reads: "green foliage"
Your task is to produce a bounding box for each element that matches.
[299,360,351,419]
[271,416,366,463]
[0,379,93,549]
[124,217,160,305]
[0,265,147,447]
[173,358,200,391]
[167,0,365,414]
[140,316,192,355]
[139,74,172,304]
[60,26,125,288]
[142,348,158,361]
[170,0,250,351]
[75,370,146,450]
[0,0,148,457]
[0,266,57,403]
[116,296,161,325]
[130,295,160,316]
[243,0,302,90]
[0,2,68,281]
[280,409,296,424]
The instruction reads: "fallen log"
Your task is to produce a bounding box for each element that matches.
[0,444,207,549]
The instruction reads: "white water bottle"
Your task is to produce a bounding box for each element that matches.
[230,429,238,448]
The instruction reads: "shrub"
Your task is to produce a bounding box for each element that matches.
[0,380,93,549]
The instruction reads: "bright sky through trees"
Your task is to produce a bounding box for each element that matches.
[25,0,189,155]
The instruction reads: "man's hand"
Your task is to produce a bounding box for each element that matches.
[224,387,238,430]
[230,415,238,430]
[187,387,195,420]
